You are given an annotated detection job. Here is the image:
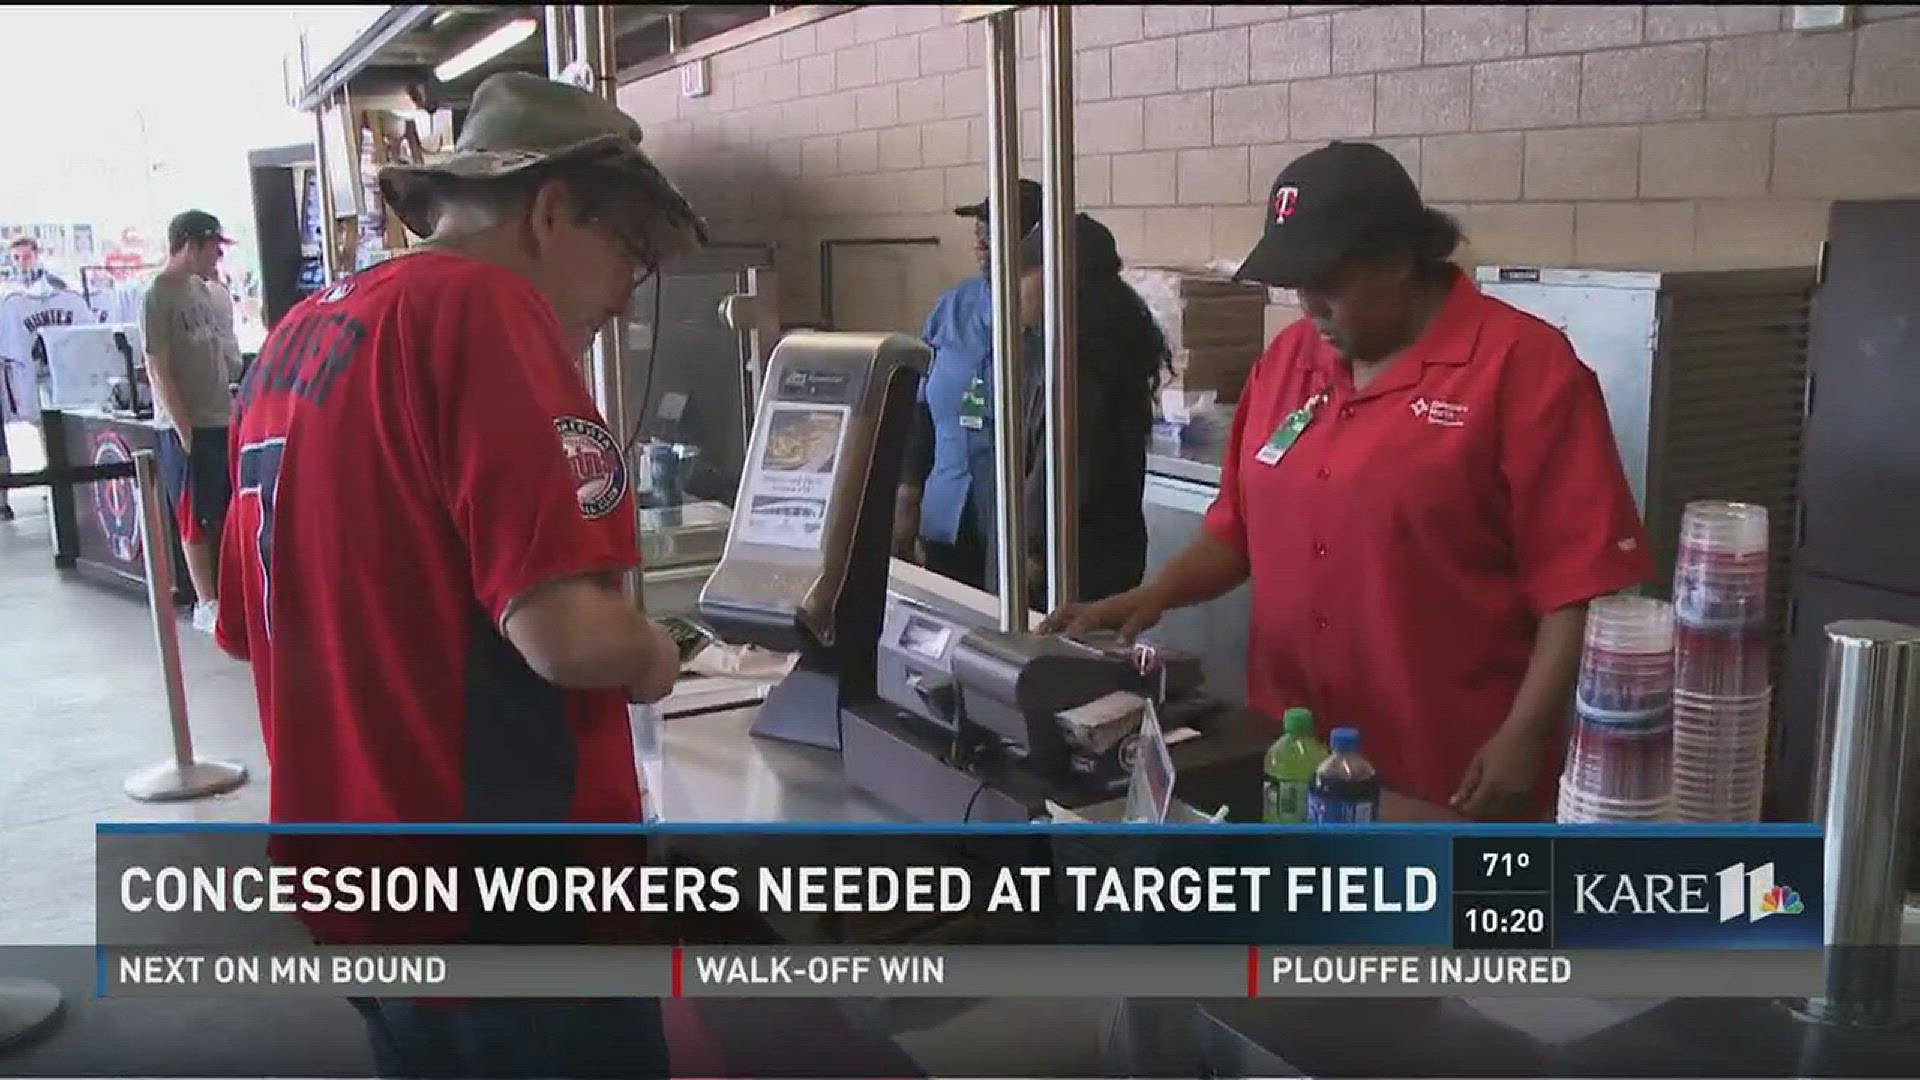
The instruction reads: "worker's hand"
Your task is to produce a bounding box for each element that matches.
[1451,728,1551,819]
[628,621,681,705]
[1038,585,1166,643]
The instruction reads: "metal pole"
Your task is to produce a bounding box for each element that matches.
[983,11,1026,633]
[1038,4,1078,608]
[123,450,247,802]
[310,108,338,283]
[544,5,573,78]
[575,4,639,608]
[1794,619,1920,1029]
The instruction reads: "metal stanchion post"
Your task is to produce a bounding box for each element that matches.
[122,450,248,802]
[983,10,1026,633]
[1038,4,1078,608]
[1792,619,1920,1029]
[0,978,62,1051]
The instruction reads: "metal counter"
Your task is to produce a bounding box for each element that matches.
[1146,436,1227,489]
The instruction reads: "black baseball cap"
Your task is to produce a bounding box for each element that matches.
[954,178,1045,234]
[167,210,235,249]
[1018,213,1122,276]
[1234,141,1427,288]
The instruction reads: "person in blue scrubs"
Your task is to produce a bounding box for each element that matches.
[895,180,1045,590]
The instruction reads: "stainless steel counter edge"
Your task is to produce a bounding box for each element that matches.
[1147,446,1225,489]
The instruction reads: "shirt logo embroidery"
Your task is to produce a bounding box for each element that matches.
[1411,397,1469,428]
[1272,185,1300,224]
[1617,537,1639,552]
[556,416,628,520]
[321,281,355,304]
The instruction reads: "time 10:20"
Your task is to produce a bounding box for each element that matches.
[1463,906,1546,936]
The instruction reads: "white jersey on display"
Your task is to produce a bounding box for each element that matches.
[0,283,97,423]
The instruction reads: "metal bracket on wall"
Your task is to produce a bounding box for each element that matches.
[818,237,941,330]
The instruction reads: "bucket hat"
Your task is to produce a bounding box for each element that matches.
[378,72,707,250]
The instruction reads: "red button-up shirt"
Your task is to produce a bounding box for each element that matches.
[1202,270,1653,809]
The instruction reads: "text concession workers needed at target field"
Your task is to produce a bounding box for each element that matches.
[92,824,1829,999]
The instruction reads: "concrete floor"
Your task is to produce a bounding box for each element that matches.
[0,494,270,948]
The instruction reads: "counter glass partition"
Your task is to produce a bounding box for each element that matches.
[620,243,775,586]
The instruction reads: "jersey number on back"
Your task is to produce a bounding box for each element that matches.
[236,438,286,637]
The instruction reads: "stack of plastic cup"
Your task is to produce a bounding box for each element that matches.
[1670,501,1772,822]
[1560,595,1675,823]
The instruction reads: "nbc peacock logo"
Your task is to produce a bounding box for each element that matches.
[1757,884,1805,917]
[1717,863,1805,923]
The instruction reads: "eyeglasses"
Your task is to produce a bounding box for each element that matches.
[589,214,659,288]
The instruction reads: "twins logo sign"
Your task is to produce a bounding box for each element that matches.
[556,417,627,520]
[90,433,142,564]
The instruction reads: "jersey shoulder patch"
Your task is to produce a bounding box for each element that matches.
[555,416,627,520]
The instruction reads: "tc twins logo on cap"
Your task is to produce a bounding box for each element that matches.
[1272,185,1300,225]
[556,416,627,519]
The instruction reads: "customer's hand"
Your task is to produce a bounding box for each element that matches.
[1038,585,1167,643]
[1451,728,1550,819]
[628,622,681,705]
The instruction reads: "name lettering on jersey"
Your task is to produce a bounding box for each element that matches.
[24,308,76,333]
[237,310,365,412]
[556,417,627,519]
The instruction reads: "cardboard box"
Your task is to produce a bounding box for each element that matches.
[1121,265,1268,403]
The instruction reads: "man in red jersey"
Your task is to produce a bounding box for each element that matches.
[215,72,704,1077]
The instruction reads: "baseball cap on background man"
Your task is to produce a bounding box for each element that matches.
[1017,213,1122,277]
[168,210,234,249]
[1233,141,1427,289]
[377,71,708,256]
[954,178,1045,233]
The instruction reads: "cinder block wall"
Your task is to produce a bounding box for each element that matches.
[619,4,1920,332]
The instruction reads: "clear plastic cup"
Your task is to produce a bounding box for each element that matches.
[1579,596,1675,714]
[1557,779,1673,823]
[1674,502,1771,628]
[1567,705,1673,802]
[1678,501,1769,555]
[1674,622,1770,696]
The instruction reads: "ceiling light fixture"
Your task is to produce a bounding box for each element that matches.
[433,17,537,82]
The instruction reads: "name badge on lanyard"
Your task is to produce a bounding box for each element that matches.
[958,376,989,430]
[1255,388,1331,466]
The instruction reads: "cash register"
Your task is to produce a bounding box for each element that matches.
[699,331,1267,821]
[850,586,1267,822]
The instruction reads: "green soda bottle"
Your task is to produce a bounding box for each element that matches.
[1262,708,1328,823]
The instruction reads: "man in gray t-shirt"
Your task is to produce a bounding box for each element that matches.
[143,210,243,633]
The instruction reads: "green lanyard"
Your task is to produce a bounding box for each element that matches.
[1254,388,1331,466]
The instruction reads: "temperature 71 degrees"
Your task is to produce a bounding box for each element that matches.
[1480,851,1533,877]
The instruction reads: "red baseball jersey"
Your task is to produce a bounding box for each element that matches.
[1203,270,1653,811]
[216,251,643,827]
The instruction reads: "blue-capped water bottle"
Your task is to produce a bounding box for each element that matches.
[1306,727,1381,824]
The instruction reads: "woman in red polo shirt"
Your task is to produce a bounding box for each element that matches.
[1045,142,1653,818]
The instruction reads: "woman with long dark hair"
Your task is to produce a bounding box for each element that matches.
[1006,213,1169,610]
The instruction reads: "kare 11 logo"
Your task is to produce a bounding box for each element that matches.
[1557,844,1823,949]
[1574,862,1804,921]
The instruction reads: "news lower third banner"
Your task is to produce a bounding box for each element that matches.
[98,945,1828,999]
[94,822,1825,998]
